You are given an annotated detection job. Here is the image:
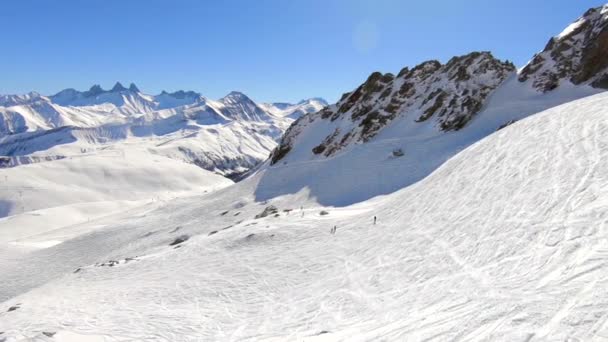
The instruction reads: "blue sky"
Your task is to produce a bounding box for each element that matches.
[0,0,605,103]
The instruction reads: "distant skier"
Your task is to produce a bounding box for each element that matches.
[374,216,377,225]
[330,225,337,235]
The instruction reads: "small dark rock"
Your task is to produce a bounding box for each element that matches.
[7,305,19,312]
[169,234,190,246]
[42,332,56,337]
[255,205,279,219]
[497,119,518,130]
[208,231,218,236]
[319,210,330,216]
[392,148,404,157]
[220,211,229,216]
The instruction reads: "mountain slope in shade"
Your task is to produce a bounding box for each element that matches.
[3,91,608,340]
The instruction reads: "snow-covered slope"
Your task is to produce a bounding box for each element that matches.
[1,151,232,245]
[3,90,608,341]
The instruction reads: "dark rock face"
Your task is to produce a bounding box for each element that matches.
[519,5,608,91]
[270,51,514,163]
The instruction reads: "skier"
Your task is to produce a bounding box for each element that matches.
[330,225,337,235]
[374,216,377,225]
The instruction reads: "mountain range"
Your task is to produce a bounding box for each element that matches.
[3,3,608,341]
[0,84,325,177]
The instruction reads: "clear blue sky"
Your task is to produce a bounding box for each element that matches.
[0,0,605,103]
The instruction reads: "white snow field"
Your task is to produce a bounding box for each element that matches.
[2,91,608,340]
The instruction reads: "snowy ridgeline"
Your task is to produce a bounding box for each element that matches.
[2,91,608,340]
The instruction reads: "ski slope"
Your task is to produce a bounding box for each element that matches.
[0,148,232,240]
[2,91,608,340]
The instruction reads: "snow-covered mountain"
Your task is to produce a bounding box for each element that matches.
[519,5,608,91]
[264,5,607,205]
[0,85,325,179]
[0,84,324,224]
[260,98,328,120]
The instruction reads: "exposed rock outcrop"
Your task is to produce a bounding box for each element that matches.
[519,5,608,91]
[271,51,514,163]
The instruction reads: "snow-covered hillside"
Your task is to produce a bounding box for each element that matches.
[267,6,608,205]
[3,89,608,341]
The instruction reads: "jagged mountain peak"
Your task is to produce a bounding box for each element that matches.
[129,83,140,92]
[111,82,127,92]
[85,84,104,97]
[158,90,201,99]
[519,4,608,91]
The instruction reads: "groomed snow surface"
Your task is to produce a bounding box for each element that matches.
[2,91,608,340]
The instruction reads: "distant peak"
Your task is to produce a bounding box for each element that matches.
[89,84,103,93]
[111,82,127,92]
[225,91,247,98]
[222,91,253,103]
[159,90,201,99]
[129,83,140,92]
[298,97,328,105]
[84,84,104,97]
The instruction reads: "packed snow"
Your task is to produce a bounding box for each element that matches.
[2,91,608,340]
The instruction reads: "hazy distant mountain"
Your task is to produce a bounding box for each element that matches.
[260,98,328,120]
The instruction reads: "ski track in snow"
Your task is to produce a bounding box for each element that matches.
[2,93,608,340]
